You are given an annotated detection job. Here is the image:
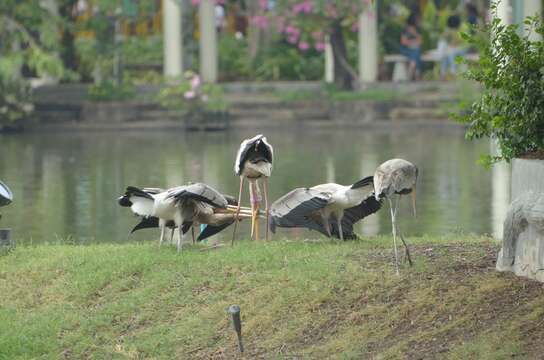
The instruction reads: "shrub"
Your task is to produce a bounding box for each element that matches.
[157,71,227,114]
[87,80,135,102]
[454,10,544,165]
[0,77,33,128]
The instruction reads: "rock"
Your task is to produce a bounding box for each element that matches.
[496,191,544,282]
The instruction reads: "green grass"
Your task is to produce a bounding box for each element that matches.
[1,235,543,359]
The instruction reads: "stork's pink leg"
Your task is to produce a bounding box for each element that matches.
[263,177,270,241]
[249,181,259,240]
[231,176,244,246]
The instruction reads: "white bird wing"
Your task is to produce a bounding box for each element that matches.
[269,187,332,236]
[0,180,13,206]
[118,186,156,217]
[166,183,228,208]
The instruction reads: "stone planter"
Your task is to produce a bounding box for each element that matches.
[497,158,544,282]
[0,228,12,247]
[184,110,230,131]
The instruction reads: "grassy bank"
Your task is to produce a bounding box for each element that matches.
[1,235,543,359]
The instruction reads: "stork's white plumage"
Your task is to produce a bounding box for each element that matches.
[373,158,418,274]
[270,176,381,240]
[0,181,13,207]
[118,183,251,252]
[232,134,274,243]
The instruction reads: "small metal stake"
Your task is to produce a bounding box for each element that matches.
[228,305,243,353]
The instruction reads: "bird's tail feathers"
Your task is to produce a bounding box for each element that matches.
[351,176,374,189]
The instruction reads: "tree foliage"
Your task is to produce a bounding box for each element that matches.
[0,0,64,126]
[455,9,544,165]
[254,0,373,89]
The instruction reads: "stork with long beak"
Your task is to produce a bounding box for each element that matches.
[118,183,255,251]
[374,158,418,275]
[232,134,274,243]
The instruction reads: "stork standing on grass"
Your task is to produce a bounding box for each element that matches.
[269,176,382,240]
[0,181,13,221]
[374,158,418,275]
[120,187,240,243]
[118,183,253,251]
[232,134,274,243]
[0,181,13,207]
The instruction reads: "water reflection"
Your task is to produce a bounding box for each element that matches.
[0,128,509,244]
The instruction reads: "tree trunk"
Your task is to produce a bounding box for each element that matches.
[58,0,78,75]
[330,21,354,90]
[247,0,261,61]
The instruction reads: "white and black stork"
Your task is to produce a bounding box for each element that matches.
[269,176,381,240]
[0,181,13,208]
[374,158,418,274]
[232,134,274,243]
[118,183,252,251]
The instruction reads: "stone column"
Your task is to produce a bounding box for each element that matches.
[495,0,512,24]
[199,0,218,83]
[163,0,183,78]
[358,1,378,83]
[324,36,334,83]
[523,0,542,40]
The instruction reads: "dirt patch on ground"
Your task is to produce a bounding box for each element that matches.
[195,243,544,359]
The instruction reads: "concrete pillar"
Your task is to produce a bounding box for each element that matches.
[199,0,218,83]
[523,0,542,40]
[358,2,378,83]
[324,36,334,83]
[495,0,512,24]
[163,0,183,78]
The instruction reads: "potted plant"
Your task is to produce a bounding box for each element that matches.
[455,8,544,281]
[454,9,544,198]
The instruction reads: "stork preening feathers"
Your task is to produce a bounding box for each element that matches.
[0,181,13,208]
[374,158,418,275]
[118,183,252,251]
[269,176,381,240]
[0,180,13,221]
[232,134,274,243]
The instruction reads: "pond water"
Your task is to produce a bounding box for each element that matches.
[0,127,510,244]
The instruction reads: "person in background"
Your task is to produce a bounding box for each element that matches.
[438,14,467,79]
[399,13,423,81]
[465,3,479,27]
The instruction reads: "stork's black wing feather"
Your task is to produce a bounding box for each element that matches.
[166,183,228,208]
[130,217,159,234]
[181,221,193,234]
[330,195,382,239]
[130,217,180,234]
[197,220,235,242]
[269,188,331,236]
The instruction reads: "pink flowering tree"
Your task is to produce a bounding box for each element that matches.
[253,0,373,89]
[191,0,372,89]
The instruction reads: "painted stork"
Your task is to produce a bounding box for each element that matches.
[232,134,274,243]
[0,181,13,207]
[118,183,253,251]
[0,181,13,221]
[269,176,381,240]
[374,158,418,274]
[124,190,241,243]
